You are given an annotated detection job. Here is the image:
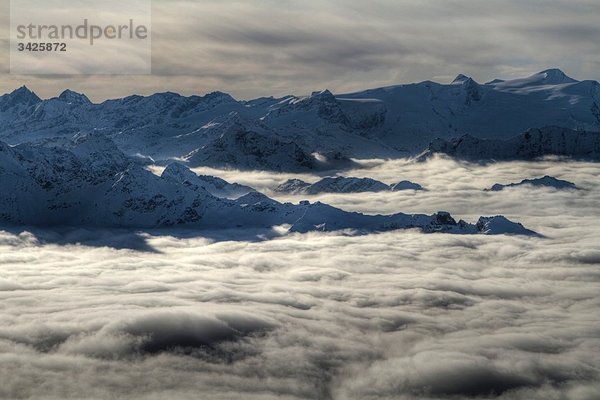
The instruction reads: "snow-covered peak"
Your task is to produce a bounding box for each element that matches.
[310,89,335,98]
[267,88,349,126]
[485,78,505,85]
[58,89,92,105]
[455,76,481,105]
[274,179,311,194]
[536,68,577,84]
[485,175,579,191]
[286,89,337,106]
[306,176,391,194]
[451,74,472,84]
[492,68,578,90]
[0,85,41,108]
[476,216,538,236]
[275,176,423,194]
[391,180,424,191]
[161,162,198,184]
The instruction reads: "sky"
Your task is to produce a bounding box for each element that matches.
[1,0,600,102]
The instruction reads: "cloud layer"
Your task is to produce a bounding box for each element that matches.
[1,0,600,101]
[1,158,599,399]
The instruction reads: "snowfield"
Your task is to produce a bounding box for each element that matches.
[1,158,598,400]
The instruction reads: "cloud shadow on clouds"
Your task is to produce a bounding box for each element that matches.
[0,224,159,252]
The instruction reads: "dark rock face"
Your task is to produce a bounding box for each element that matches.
[485,176,579,191]
[275,177,424,194]
[419,126,600,162]
[435,211,457,225]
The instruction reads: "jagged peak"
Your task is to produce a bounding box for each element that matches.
[12,85,35,94]
[451,74,471,84]
[310,89,334,97]
[58,89,92,105]
[161,162,210,189]
[288,89,337,106]
[2,85,41,105]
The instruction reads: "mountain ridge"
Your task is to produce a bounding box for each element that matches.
[0,137,536,236]
[1,69,599,171]
[418,126,600,162]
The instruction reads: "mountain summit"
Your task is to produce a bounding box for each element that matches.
[58,89,92,105]
[0,85,41,110]
[536,68,577,84]
[451,74,472,84]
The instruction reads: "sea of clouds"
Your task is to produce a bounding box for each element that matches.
[1,157,599,399]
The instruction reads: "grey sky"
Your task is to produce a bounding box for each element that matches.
[1,0,599,102]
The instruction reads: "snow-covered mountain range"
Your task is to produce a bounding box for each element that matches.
[1,69,599,171]
[1,68,597,234]
[0,136,535,235]
[275,177,423,194]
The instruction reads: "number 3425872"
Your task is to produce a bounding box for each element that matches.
[17,43,67,52]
